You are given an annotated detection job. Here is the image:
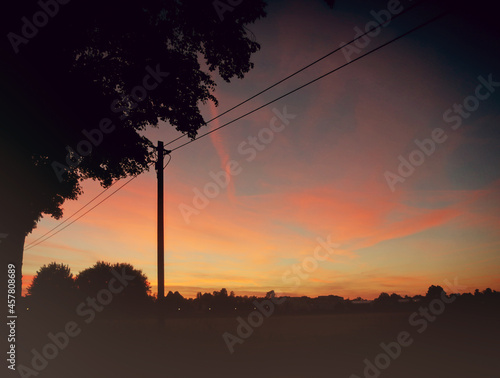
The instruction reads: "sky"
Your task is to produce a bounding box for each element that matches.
[23,0,500,299]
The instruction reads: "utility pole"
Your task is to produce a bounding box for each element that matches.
[156,141,165,301]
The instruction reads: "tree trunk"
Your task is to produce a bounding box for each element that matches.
[1,230,25,299]
[1,229,25,376]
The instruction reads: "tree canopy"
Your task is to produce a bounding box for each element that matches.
[76,261,151,302]
[26,262,76,311]
[0,0,267,237]
[27,262,75,298]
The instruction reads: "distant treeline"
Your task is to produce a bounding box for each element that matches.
[23,262,500,316]
[158,286,500,315]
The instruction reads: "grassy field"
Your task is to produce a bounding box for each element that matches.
[16,309,499,378]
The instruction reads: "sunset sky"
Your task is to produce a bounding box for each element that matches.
[23,0,500,299]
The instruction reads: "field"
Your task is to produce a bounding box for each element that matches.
[16,309,499,378]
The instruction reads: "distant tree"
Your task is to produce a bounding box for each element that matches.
[192,291,215,311]
[480,288,500,306]
[164,290,186,311]
[210,288,234,311]
[426,285,446,299]
[459,292,474,302]
[76,261,151,306]
[373,292,397,309]
[390,293,402,301]
[265,290,276,299]
[375,292,391,302]
[27,262,76,310]
[27,262,74,296]
[169,291,184,301]
[75,261,114,297]
[482,288,493,297]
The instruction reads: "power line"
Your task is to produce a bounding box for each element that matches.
[169,11,447,153]
[164,0,430,148]
[24,180,118,249]
[25,155,173,251]
[25,164,154,251]
[163,154,172,169]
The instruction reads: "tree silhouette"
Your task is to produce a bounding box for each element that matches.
[482,288,494,298]
[194,291,214,311]
[375,292,391,302]
[26,262,76,311]
[390,293,402,301]
[265,290,276,299]
[164,290,186,312]
[215,288,229,298]
[373,292,401,309]
[75,261,116,298]
[426,285,446,299]
[210,288,235,312]
[0,0,267,297]
[76,261,151,307]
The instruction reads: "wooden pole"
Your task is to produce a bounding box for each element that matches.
[156,141,165,301]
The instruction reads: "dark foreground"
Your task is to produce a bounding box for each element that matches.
[13,308,499,378]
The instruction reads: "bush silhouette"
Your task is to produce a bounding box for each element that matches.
[27,262,76,312]
[75,261,151,311]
